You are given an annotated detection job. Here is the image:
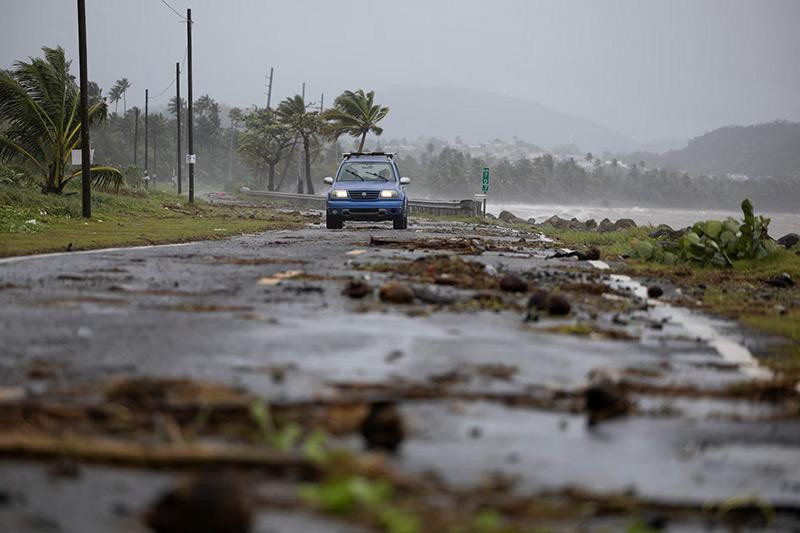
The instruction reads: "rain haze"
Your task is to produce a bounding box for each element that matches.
[3,2,800,531]
[3,0,800,147]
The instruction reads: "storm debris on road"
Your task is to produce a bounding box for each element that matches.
[379,281,415,303]
[359,401,405,452]
[145,471,254,533]
[342,278,372,299]
[499,272,528,292]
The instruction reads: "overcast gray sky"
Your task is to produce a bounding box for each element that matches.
[2,0,799,142]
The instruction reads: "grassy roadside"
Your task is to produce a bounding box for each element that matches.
[0,184,309,257]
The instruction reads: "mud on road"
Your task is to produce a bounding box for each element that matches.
[0,217,798,532]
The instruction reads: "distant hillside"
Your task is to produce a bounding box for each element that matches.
[377,85,636,153]
[630,121,800,177]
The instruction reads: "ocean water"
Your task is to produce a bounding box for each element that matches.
[489,203,800,238]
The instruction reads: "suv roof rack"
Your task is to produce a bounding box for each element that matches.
[341,151,396,159]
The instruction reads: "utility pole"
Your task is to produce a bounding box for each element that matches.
[176,62,181,194]
[187,7,194,203]
[266,67,273,109]
[227,121,234,183]
[144,89,149,186]
[301,82,305,100]
[133,107,139,166]
[319,93,324,113]
[154,127,158,187]
[77,0,91,218]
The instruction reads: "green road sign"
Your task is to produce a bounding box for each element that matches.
[482,167,490,193]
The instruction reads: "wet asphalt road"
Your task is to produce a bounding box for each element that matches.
[1,219,799,531]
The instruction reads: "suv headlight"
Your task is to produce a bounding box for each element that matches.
[330,190,348,199]
[379,189,399,198]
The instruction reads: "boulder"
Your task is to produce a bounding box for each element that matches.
[568,218,584,230]
[498,210,523,223]
[584,219,597,231]
[544,215,570,229]
[613,218,637,230]
[649,224,678,239]
[597,218,615,233]
[526,217,537,225]
[777,233,799,249]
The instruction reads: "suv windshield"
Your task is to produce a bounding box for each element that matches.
[337,162,396,182]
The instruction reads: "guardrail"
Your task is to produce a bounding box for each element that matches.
[240,189,480,217]
[407,198,480,217]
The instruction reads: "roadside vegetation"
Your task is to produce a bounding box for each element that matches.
[0,179,308,257]
[424,199,799,378]
[0,46,392,256]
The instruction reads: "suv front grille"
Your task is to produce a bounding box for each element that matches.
[348,190,380,200]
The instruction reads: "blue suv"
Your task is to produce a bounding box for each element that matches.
[324,152,410,229]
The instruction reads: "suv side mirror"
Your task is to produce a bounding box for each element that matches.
[323,177,333,185]
[399,177,411,185]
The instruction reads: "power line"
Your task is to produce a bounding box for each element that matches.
[159,0,187,20]
[148,45,188,101]
[149,77,176,101]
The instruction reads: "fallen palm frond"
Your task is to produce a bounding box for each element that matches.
[0,431,319,474]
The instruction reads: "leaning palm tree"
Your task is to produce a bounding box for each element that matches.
[0,46,123,193]
[117,78,131,114]
[322,90,389,152]
[107,84,123,114]
[277,95,320,194]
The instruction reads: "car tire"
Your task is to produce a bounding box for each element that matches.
[326,215,343,229]
[393,214,408,230]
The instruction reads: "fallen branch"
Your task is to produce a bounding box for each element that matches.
[0,432,320,475]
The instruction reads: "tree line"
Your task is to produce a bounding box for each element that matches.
[1,46,391,196]
[394,145,800,212]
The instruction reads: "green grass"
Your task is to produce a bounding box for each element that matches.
[539,226,655,258]
[0,183,308,257]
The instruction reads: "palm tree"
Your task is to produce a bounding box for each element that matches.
[168,96,187,118]
[107,84,123,114]
[227,107,243,183]
[117,78,131,114]
[277,95,320,194]
[0,47,122,193]
[322,90,389,152]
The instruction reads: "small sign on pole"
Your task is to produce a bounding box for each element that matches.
[482,167,490,194]
[186,154,196,165]
[71,149,94,166]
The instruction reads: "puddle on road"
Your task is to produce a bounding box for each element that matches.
[395,400,800,506]
[0,461,363,533]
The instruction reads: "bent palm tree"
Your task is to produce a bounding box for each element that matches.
[108,84,123,114]
[117,78,131,114]
[0,46,122,193]
[322,90,389,152]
